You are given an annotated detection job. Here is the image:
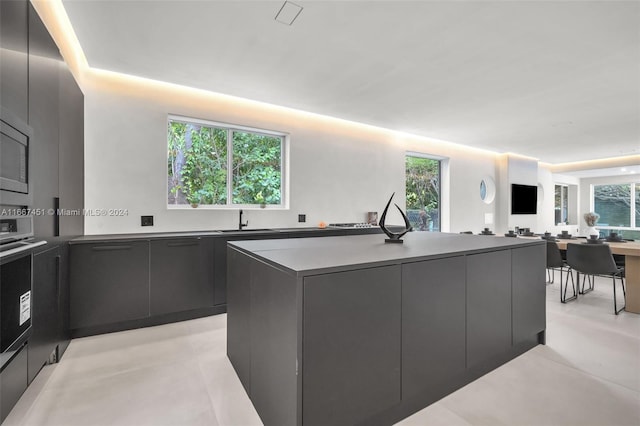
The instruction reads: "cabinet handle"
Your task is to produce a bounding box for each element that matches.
[92,245,132,251]
[167,239,201,247]
[56,254,61,307]
[54,197,60,237]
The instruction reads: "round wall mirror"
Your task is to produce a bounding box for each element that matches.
[480,176,496,204]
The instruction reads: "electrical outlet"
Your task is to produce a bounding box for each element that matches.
[298,214,306,223]
[141,215,154,226]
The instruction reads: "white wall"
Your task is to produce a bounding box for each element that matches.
[495,154,540,234]
[81,72,498,235]
[536,166,555,233]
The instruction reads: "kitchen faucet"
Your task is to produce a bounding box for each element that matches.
[239,209,248,230]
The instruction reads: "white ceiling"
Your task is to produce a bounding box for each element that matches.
[62,0,640,164]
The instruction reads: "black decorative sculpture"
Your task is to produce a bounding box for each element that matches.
[379,192,412,243]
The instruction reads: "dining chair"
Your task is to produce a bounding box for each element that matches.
[565,243,626,314]
[548,241,576,303]
[546,240,568,283]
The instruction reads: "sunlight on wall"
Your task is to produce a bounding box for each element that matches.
[543,155,640,174]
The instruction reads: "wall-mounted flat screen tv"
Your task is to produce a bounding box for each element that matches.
[511,184,537,214]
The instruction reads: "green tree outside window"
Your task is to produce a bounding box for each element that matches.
[168,119,283,206]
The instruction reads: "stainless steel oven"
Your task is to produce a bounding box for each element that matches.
[0,118,31,206]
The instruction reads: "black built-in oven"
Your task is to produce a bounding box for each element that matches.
[0,250,32,369]
[0,216,43,370]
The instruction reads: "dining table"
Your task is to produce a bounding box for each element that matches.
[554,239,640,314]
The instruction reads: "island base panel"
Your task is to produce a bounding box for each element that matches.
[303,265,401,426]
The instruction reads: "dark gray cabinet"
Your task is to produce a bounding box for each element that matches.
[29,3,61,237]
[402,257,466,399]
[466,250,512,368]
[70,241,150,329]
[70,237,222,335]
[150,237,214,315]
[58,62,84,236]
[28,245,61,383]
[214,233,289,306]
[512,245,546,345]
[249,260,299,426]
[0,0,29,124]
[227,235,547,426]
[0,344,28,424]
[57,242,71,358]
[303,266,402,426]
[226,247,253,394]
[21,2,84,238]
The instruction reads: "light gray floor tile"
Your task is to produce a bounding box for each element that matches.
[5,271,640,426]
[196,352,263,426]
[437,350,640,426]
[17,359,218,426]
[45,327,198,391]
[395,403,473,426]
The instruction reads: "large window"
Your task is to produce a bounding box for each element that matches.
[593,183,633,227]
[592,182,640,239]
[406,154,441,232]
[168,117,286,207]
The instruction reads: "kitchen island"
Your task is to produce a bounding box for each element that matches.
[227,232,546,426]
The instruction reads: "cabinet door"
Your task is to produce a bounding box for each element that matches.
[512,245,546,345]
[29,245,61,383]
[214,233,289,306]
[57,242,71,358]
[150,237,214,315]
[213,237,230,306]
[70,241,149,329]
[0,344,28,424]
[29,3,61,237]
[303,265,401,426]
[402,256,466,399]
[58,64,84,236]
[0,0,29,124]
[466,250,512,368]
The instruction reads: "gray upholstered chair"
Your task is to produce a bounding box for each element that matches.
[565,243,626,314]
[546,239,569,282]
[548,241,575,303]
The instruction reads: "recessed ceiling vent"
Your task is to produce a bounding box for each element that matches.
[275,1,303,26]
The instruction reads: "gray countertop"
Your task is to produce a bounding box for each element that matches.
[68,226,366,244]
[229,232,545,276]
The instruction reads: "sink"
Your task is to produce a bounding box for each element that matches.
[219,228,274,233]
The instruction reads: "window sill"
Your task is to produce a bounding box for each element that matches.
[167,205,288,211]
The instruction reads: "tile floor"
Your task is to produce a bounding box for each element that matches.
[4,271,640,426]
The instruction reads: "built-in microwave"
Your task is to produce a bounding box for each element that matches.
[0,118,31,206]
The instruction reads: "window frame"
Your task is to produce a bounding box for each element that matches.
[167,115,289,210]
[590,181,639,231]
